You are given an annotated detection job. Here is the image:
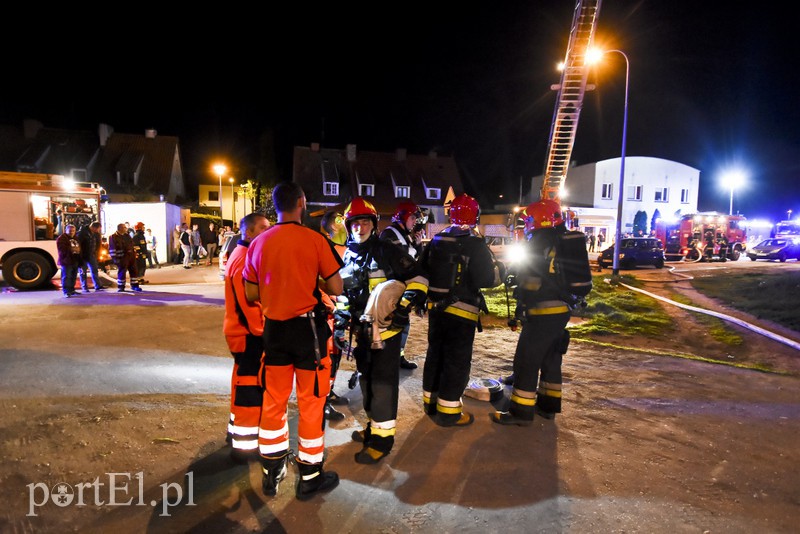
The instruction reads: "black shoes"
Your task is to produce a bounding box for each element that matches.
[400,356,418,370]
[354,446,390,465]
[328,391,349,406]
[261,454,289,497]
[324,402,345,421]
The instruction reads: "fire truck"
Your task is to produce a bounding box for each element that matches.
[654,212,747,262]
[0,172,106,290]
[774,220,800,240]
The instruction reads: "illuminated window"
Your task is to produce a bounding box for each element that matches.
[396,186,410,198]
[323,182,339,196]
[359,184,374,197]
[426,187,441,200]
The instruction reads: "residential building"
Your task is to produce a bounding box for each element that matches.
[292,143,463,232]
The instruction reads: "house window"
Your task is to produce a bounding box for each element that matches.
[626,185,642,201]
[601,183,613,200]
[359,184,374,197]
[208,191,219,202]
[681,188,690,203]
[323,182,339,196]
[654,187,668,202]
[116,171,133,186]
[426,187,441,200]
[71,169,87,182]
[396,186,410,198]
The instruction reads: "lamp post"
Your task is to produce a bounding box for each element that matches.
[604,49,630,279]
[721,170,745,215]
[229,177,235,226]
[213,163,227,224]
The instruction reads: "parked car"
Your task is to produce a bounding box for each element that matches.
[486,236,527,267]
[218,232,240,280]
[598,237,665,269]
[746,238,800,262]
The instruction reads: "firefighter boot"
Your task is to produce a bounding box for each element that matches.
[261,453,289,497]
[435,409,475,428]
[422,395,438,418]
[324,397,346,421]
[355,432,393,465]
[295,460,339,501]
[491,400,534,426]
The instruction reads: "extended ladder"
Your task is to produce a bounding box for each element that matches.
[540,0,602,203]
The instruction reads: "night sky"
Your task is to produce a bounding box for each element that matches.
[1,2,797,222]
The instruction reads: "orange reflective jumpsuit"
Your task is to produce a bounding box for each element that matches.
[223,239,265,453]
[243,222,344,464]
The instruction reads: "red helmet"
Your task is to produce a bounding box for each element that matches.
[134,222,145,231]
[392,201,421,226]
[343,197,379,231]
[449,194,480,226]
[523,200,564,233]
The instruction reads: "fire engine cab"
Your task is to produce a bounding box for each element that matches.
[0,171,106,290]
[655,212,747,262]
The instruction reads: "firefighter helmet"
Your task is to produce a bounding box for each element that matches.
[523,199,564,233]
[344,197,379,231]
[134,222,145,231]
[392,201,421,227]
[449,194,480,226]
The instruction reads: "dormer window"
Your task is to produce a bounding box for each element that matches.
[395,186,410,198]
[323,182,339,196]
[359,184,374,197]
[426,187,441,200]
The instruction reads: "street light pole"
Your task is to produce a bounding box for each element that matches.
[607,49,630,279]
[229,177,235,226]
[213,163,227,225]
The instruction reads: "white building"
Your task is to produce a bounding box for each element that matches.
[534,156,700,243]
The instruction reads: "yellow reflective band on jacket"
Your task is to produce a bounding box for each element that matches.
[370,426,396,437]
[368,276,387,291]
[379,326,403,340]
[443,305,479,322]
[406,280,428,294]
[511,393,536,406]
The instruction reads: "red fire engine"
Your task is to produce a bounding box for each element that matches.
[654,212,747,262]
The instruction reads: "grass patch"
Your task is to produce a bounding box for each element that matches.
[482,274,673,338]
[689,270,800,331]
[668,292,743,346]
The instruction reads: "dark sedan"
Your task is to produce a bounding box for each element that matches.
[747,238,800,262]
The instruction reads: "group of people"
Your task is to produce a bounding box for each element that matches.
[172,222,228,268]
[56,220,162,295]
[222,181,578,501]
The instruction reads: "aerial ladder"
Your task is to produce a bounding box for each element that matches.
[540,0,602,205]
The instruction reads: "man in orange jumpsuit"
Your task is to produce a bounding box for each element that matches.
[244,182,344,501]
[223,212,270,463]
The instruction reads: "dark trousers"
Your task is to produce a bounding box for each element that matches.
[422,311,477,403]
[116,259,139,289]
[354,332,402,424]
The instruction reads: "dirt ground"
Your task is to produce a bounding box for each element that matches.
[2,267,799,533]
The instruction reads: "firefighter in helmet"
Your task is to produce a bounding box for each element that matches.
[379,200,425,370]
[108,222,141,292]
[132,222,149,285]
[493,199,571,425]
[420,193,502,426]
[339,197,428,464]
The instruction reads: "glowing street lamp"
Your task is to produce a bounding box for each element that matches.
[720,170,746,215]
[213,163,227,223]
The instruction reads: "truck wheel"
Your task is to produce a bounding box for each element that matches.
[2,252,53,290]
[729,249,741,261]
